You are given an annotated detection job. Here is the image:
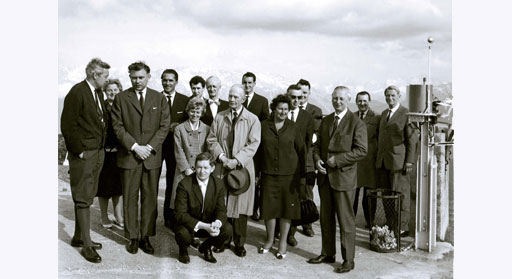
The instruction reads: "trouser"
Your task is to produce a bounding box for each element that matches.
[161,134,177,223]
[318,179,356,261]
[228,215,248,247]
[377,168,410,232]
[353,187,376,226]
[121,165,159,239]
[68,148,105,245]
[174,223,233,249]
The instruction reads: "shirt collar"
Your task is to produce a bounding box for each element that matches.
[334,108,348,120]
[196,176,209,189]
[188,119,200,131]
[85,79,98,95]
[232,106,243,116]
[389,103,400,113]
[163,90,175,98]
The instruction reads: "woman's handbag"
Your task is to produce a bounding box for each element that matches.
[292,199,319,226]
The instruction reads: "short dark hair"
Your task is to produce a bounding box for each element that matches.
[189,75,205,88]
[384,85,400,95]
[287,84,302,93]
[297,79,310,89]
[356,91,371,101]
[161,69,179,81]
[128,61,150,74]
[195,152,214,166]
[270,94,291,112]
[242,72,256,82]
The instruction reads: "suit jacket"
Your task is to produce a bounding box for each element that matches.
[201,98,229,126]
[61,80,107,155]
[244,93,270,121]
[258,118,306,176]
[207,107,261,218]
[294,109,314,172]
[169,92,189,125]
[174,174,228,232]
[305,103,323,172]
[356,109,380,188]
[376,105,417,171]
[111,87,170,170]
[314,110,367,191]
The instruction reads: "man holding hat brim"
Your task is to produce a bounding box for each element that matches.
[225,167,251,195]
[207,84,261,257]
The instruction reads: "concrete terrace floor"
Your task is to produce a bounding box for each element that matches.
[58,166,453,279]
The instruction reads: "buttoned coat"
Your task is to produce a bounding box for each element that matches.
[207,108,261,218]
[169,120,210,209]
[174,174,228,232]
[244,93,270,121]
[111,87,170,170]
[314,110,367,191]
[356,109,380,188]
[376,105,417,171]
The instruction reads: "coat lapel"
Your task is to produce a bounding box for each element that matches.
[202,178,215,217]
[128,89,143,115]
[191,177,204,211]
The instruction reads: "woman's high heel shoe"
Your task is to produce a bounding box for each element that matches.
[258,246,270,254]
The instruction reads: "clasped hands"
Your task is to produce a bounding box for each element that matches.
[220,155,238,170]
[198,220,222,237]
[133,144,153,160]
[316,156,337,174]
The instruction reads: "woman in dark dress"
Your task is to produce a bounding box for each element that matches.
[258,94,306,259]
[97,79,123,228]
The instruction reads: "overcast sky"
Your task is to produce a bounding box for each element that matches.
[58,0,451,98]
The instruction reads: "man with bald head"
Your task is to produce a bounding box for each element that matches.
[309,86,367,274]
[201,76,229,126]
[207,84,261,257]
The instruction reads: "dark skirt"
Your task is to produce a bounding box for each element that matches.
[260,173,300,220]
[96,151,122,198]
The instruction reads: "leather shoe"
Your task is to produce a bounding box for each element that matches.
[80,246,101,263]
[234,246,246,257]
[126,239,139,254]
[71,238,102,250]
[303,227,314,237]
[139,237,155,254]
[307,255,335,264]
[191,238,201,249]
[335,261,355,273]
[178,246,190,264]
[198,244,217,263]
[251,211,260,221]
[287,235,298,247]
[400,230,409,237]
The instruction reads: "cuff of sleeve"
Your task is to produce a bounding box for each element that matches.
[193,222,200,232]
[130,143,138,151]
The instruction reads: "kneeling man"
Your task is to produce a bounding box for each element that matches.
[174,152,232,264]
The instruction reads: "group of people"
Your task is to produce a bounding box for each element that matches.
[61,57,417,274]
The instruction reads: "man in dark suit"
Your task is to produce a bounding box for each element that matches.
[241,72,269,221]
[201,76,229,126]
[189,75,206,99]
[283,84,314,246]
[376,85,418,236]
[61,58,110,263]
[160,69,189,229]
[309,86,367,274]
[297,78,323,237]
[111,61,170,255]
[353,91,380,228]
[174,152,232,264]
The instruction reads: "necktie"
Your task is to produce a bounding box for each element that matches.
[167,95,173,114]
[94,89,104,125]
[209,99,220,106]
[360,112,364,120]
[290,110,295,122]
[232,111,239,125]
[331,115,339,136]
[386,110,391,122]
[300,105,304,110]
[139,91,144,112]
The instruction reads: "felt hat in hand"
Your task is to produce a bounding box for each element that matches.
[225,167,250,195]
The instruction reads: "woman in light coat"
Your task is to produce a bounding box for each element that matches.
[170,97,210,209]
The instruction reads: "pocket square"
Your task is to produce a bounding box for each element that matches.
[152,107,157,110]
[177,111,184,114]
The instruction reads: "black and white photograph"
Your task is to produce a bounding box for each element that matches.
[8,0,512,278]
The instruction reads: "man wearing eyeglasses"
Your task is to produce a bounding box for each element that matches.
[281,84,314,247]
